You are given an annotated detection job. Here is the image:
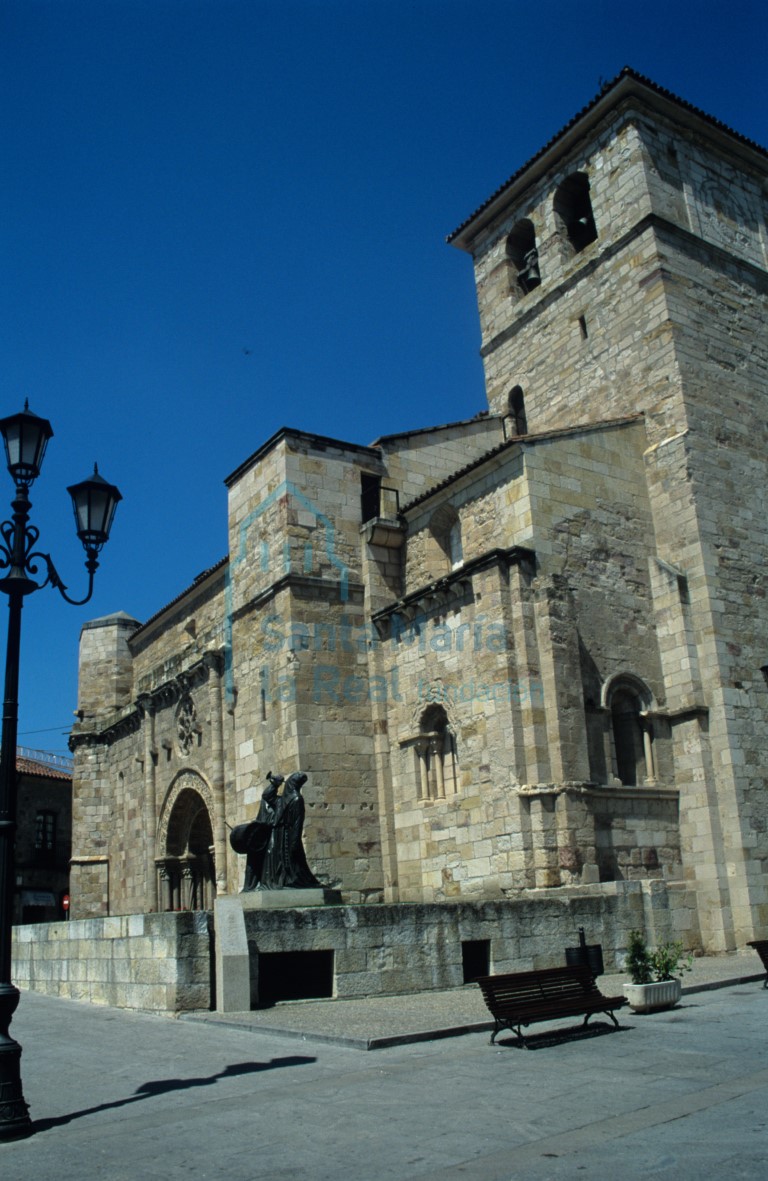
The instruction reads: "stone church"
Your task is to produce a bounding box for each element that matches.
[70,68,768,960]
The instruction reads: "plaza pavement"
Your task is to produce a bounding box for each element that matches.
[3,950,767,1180]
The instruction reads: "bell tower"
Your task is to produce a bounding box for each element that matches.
[451,68,768,949]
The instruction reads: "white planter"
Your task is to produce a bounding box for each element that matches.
[624,978,682,1013]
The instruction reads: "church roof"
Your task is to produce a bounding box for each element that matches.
[128,555,229,642]
[399,414,643,513]
[448,66,768,249]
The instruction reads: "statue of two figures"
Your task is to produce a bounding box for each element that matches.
[230,771,322,891]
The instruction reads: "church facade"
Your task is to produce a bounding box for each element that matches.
[70,69,768,955]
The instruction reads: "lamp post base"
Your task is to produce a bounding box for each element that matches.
[0,984,32,1140]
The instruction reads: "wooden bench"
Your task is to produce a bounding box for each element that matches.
[476,964,627,1047]
[747,940,768,988]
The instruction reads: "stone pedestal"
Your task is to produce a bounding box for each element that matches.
[213,896,252,1013]
[214,889,342,1012]
[240,888,342,910]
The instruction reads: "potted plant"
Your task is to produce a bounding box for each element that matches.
[623,930,693,1013]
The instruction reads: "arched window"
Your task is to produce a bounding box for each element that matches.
[554,173,597,254]
[415,705,457,801]
[506,219,540,295]
[508,386,528,436]
[603,675,655,786]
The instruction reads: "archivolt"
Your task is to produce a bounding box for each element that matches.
[156,769,215,858]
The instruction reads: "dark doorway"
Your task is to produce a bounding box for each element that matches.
[462,939,490,982]
[256,950,334,1005]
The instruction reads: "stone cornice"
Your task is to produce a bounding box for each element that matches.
[230,573,366,625]
[69,650,226,750]
[518,781,680,802]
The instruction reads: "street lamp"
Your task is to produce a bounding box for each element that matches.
[0,402,121,1139]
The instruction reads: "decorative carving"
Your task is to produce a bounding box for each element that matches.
[176,695,198,756]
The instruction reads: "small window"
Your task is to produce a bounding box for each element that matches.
[429,503,463,571]
[448,519,463,569]
[35,811,56,852]
[605,677,655,786]
[554,173,597,254]
[34,811,57,865]
[508,386,528,435]
[506,219,540,295]
[360,473,381,522]
[415,704,457,801]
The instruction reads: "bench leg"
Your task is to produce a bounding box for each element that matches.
[490,1022,529,1048]
[511,1025,529,1048]
[583,1010,620,1029]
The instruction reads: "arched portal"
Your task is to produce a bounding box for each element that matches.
[156,775,216,911]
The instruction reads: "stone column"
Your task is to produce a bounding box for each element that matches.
[641,718,656,784]
[138,694,159,912]
[205,652,229,895]
[431,735,445,799]
[415,739,430,801]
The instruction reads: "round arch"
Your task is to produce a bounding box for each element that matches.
[156,770,216,911]
[600,673,656,787]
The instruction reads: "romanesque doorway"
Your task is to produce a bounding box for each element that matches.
[157,784,215,911]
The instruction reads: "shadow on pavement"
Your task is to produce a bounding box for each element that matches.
[32,1054,316,1133]
[495,1021,632,1051]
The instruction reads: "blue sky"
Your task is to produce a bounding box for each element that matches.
[1,0,765,756]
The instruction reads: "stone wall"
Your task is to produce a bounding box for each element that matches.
[14,883,697,1013]
[244,881,690,1000]
[12,911,211,1011]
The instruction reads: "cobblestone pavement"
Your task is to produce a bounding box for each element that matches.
[3,952,767,1180]
[180,950,765,1049]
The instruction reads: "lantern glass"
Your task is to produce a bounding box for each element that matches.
[67,466,122,551]
[0,404,53,484]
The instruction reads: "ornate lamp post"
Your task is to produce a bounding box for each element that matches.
[0,403,121,1139]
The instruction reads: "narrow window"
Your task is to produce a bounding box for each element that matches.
[508,386,528,435]
[34,811,57,864]
[554,173,597,254]
[448,518,463,569]
[611,689,651,785]
[360,473,381,522]
[506,219,540,295]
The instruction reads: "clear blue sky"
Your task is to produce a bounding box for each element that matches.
[1,0,765,757]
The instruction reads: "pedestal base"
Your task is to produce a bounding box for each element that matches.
[240,888,342,910]
[214,889,342,1012]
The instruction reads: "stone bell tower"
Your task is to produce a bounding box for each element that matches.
[450,68,768,949]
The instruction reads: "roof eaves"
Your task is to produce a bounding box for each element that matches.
[400,413,643,513]
[17,756,72,781]
[448,67,767,249]
[224,426,382,488]
[371,412,495,446]
[128,555,229,642]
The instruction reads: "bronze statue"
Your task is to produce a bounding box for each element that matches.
[230,771,322,891]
